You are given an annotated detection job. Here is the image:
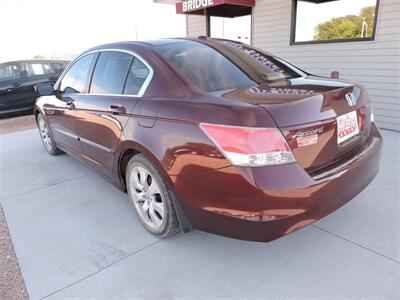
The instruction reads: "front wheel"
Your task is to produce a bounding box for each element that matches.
[126,154,180,238]
[37,113,62,155]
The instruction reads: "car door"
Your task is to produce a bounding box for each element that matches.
[0,61,27,114]
[45,53,97,156]
[16,61,58,111]
[74,50,152,178]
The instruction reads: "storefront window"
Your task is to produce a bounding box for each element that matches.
[209,15,251,43]
[291,0,379,44]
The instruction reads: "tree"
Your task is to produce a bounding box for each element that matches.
[33,54,46,59]
[314,6,375,40]
[360,6,376,37]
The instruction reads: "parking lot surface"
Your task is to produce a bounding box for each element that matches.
[0,128,399,299]
[0,115,36,135]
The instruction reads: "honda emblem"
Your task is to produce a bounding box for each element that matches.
[345,93,357,107]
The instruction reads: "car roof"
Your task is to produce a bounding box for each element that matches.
[88,37,244,51]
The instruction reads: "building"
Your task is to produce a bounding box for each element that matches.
[156,0,400,131]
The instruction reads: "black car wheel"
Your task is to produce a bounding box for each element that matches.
[36,113,62,155]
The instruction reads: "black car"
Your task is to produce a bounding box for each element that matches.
[0,60,69,116]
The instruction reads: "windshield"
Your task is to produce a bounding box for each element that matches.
[153,40,304,92]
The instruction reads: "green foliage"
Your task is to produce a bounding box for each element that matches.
[314,6,375,40]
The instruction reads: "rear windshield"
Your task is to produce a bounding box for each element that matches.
[153,40,304,92]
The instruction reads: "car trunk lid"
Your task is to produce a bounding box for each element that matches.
[222,77,372,172]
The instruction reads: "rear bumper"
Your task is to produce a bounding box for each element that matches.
[173,122,383,242]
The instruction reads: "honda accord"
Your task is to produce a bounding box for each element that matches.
[34,38,382,241]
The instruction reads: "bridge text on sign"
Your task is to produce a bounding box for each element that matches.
[182,0,215,12]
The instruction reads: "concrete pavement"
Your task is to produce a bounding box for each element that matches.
[0,129,399,299]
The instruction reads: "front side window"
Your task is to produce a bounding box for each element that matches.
[292,0,379,44]
[90,51,133,95]
[60,53,96,94]
[0,63,20,81]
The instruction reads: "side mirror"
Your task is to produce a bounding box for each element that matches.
[35,83,55,96]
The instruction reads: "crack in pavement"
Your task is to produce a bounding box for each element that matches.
[312,224,400,265]
[0,173,94,203]
[40,239,163,300]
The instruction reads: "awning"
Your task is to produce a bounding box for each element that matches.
[301,0,338,3]
[302,0,338,3]
[176,0,255,17]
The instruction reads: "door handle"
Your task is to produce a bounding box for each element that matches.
[109,103,126,114]
[65,101,75,109]
[49,76,57,81]
[13,82,22,87]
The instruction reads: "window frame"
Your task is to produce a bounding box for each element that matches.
[290,0,380,45]
[55,49,153,97]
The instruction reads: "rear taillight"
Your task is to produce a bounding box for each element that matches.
[200,123,296,167]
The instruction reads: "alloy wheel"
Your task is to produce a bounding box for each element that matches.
[38,117,53,152]
[129,165,165,229]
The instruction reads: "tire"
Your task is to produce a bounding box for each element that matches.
[126,154,180,238]
[36,113,62,156]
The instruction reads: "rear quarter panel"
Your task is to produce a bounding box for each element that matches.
[114,95,278,188]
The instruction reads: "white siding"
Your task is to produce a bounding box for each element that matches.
[186,0,400,131]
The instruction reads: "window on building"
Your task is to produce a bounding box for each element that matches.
[291,0,379,44]
[209,15,251,44]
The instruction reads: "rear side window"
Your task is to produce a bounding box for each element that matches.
[90,51,133,95]
[26,63,48,76]
[60,54,96,94]
[124,58,150,95]
[25,62,65,76]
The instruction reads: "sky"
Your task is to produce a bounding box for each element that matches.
[296,0,377,41]
[0,0,186,63]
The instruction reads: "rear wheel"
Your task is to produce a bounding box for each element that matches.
[126,154,180,238]
[37,113,62,155]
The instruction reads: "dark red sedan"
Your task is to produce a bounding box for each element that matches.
[34,38,382,241]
